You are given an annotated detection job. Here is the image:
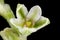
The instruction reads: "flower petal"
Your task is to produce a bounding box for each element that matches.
[0,4,15,21]
[16,4,28,20]
[26,5,42,22]
[10,18,24,27]
[34,16,50,30]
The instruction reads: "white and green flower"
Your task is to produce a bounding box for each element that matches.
[0,0,50,40]
[10,4,50,36]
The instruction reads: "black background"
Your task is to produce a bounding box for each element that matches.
[0,0,59,40]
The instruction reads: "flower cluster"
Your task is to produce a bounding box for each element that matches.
[0,0,50,40]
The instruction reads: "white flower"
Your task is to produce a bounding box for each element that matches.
[0,0,50,40]
[10,4,50,36]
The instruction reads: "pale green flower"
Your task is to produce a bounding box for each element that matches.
[9,4,50,36]
[0,28,27,40]
[0,0,50,40]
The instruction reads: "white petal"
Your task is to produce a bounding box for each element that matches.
[16,4,28,20]
[34,16,50,30]
[10,18,24,27]
[26,5,42,22]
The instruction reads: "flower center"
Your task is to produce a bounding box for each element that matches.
[26,21,32,27]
